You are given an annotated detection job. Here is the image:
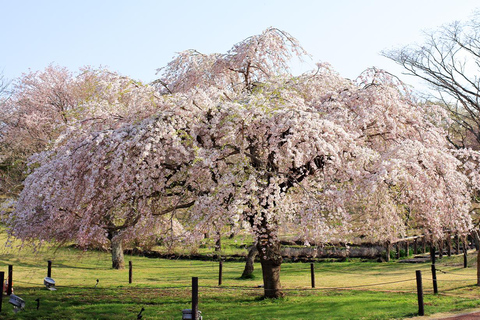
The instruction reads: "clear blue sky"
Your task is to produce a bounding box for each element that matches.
[1,0,479,89]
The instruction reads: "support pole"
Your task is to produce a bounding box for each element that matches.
[310,263,315,288]
[7,265,12,296]
[218,261,223,286]
[192,277,198,320]
[416,270,424,316]
[0,271,4,313]
[129,261,133,284]
[47,260,52,278]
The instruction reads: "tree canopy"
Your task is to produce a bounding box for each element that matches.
[6,28,473,298]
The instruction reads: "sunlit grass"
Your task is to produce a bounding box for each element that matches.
[1,230,480,319]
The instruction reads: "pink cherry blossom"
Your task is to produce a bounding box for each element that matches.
[6,29,473,297]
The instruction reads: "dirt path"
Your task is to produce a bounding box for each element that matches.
[439,312,480,319]
[438,311,480,320]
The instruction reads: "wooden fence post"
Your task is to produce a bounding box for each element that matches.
[0,271,4,313]
[405,241,410,257]
[129,261,133,284]
[413,238,418,255]
[47,260,52,278]
[7,265,12,296]
[218,261,223,286]
[310,263,315,288]
[192,277,199,320]
[416,270,424,316]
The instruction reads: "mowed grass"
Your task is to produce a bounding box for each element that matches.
[1,236,480,319]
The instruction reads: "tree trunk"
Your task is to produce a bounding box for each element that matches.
[456,235,460,255]
[257,241,283,298]
[430,243,436,265]
[447,233,452,257]
[385,242,391,262]
[215,237,221,252]
[473,231,479,250]
[241,245,258,279]
[111,237,125,270]
[475,229,480,286]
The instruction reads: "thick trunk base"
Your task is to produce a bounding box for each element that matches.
[257,241,283,298]
[111,238,125,270]
[260,259,284,298]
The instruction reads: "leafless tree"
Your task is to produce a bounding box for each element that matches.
[0,72,12,195]
[383,13,480,149]
[0,71,10,107]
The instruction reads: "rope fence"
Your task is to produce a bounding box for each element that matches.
[3,259,479,291]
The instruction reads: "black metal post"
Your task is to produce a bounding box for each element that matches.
[416,270,424,316]
[0,271,4,313]
[129,261,133,284]
[7,265,12,295]
[192,277,198,320]
[218,261,223,286]
[47,260,52,278]
[310,263,315,288]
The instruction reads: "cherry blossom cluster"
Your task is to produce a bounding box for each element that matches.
[7,28,473,255]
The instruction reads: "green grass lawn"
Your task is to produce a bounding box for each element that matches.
[1,235,480,319]
[4,286,479,320]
